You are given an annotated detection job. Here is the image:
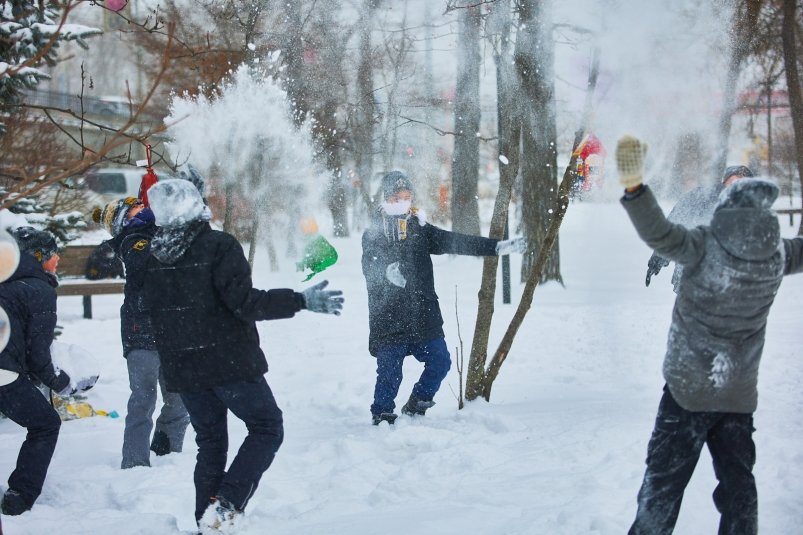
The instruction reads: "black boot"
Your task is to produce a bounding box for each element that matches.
[150,430,171,456]
[1,488,32,516]
[371,412,397,425]
[401,395,435,417]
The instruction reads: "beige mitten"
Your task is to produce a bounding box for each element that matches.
[616,135,648,189]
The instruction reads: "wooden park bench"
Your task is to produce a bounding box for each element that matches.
[56,245,125,319]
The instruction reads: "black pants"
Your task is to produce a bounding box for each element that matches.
[0,375,62,509]
[180,377,284,521]
[629,388,757,535]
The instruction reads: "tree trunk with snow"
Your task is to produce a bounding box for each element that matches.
[283,0,307,122]
[465,0,521,401]
[781,0,803,235]
[353,0,379,218]
[450,2,482,235]
[515,0,561,285]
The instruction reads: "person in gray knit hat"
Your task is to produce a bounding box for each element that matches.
[616,135,803,535]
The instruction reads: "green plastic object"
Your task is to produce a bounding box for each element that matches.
[297,234,338,281]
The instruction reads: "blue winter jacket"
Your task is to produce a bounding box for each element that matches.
[361,210,499,356]
[0,253,70,392]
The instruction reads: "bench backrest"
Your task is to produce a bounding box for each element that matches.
[58,245,98,278]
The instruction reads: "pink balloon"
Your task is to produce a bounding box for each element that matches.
[107,0,127,11]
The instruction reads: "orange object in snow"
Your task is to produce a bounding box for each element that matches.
[139,144,158,207]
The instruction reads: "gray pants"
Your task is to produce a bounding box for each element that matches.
[122,349,190,469]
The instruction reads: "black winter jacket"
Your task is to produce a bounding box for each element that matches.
[104,222,158,356]
[362,211,498,355]
[0,254,70,392]
[142,222,304,392]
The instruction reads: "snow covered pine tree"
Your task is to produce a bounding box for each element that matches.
[0,0,100,134]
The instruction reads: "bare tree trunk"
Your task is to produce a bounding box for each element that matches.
[781,0,803,235]
[283,0,307,121]
[353,0,378,217]
[223,182,235,234]
[465,0,521,401]
[480,47,600,402]
[516,0,561,284]
[451,2,482,235]
[714,0,763,179]
[247,216,259,268]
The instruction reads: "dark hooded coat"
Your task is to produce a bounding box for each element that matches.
[622,181,803,413]
[142,221,304,393]
[0,254,70,392]
[362,210,498,355]
[103,221,159,356]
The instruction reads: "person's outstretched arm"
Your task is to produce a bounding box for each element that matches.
[212,235,303,322]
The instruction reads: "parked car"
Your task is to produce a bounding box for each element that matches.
[79,167,175,210]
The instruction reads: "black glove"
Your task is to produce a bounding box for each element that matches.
[645,254,670,287]
[301,280,344,316]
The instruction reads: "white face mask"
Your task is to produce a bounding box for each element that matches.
[381,199,411,216]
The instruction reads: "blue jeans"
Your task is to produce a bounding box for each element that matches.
[180,377,283,521]
[629,388,757,535]
[0,375,61,509]
[370,337,451,416]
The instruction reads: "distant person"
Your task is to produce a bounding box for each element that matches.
[362,171,526,425]
[93,197,190,469]
[616,135,803,535]
[645,165,754,288]
[141,180,344,532]
[0,227,96,516]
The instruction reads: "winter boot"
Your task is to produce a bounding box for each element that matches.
[401,395,435,417]
[371,412,398,426]
[150,430,171,456]
[198,496,242,534]
[1,488,31,516]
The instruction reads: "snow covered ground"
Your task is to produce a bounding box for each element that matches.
[2,201,802,534]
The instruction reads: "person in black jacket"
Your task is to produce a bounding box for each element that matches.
[93,197,190,469]
[362,171,526,425]
[141,179,344,532]
[0,227,96,516]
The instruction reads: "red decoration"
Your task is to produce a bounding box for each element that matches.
[139,144,158,207]
[572,133,607,192]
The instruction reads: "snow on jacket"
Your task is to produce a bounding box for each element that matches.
[142,221,304,393]
[0,253,70,392]
[361,209,499,356]
[622,183,803,413]
[103,222,158,356]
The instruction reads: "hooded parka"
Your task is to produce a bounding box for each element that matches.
[0,254,70,392]
[622,180,803,413]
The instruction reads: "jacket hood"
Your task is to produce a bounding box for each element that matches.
[148,179,211,228]
[716,177,778,210]
[6,252,58,287]
[710,208,780,261]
